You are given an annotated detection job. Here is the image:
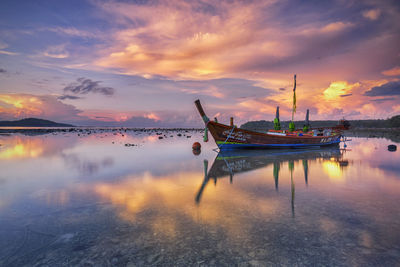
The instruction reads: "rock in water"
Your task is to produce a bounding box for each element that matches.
[388,144,397,152]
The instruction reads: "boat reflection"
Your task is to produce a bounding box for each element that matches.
[196,147,349,215]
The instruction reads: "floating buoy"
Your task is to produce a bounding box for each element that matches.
[388,144,397,152]
[192,142,201,150]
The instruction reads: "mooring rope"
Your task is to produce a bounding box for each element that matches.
[220,125,236,148]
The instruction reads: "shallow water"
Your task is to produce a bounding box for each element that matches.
[0,130,399,266]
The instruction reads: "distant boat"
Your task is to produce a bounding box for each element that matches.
[194,99,347,150]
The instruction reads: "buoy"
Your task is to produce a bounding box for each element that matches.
[192,142,201,150]
[388,144,397,152]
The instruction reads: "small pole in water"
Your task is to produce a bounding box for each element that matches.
[230,117,234,127]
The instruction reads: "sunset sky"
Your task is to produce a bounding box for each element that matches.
[0,0,399,127]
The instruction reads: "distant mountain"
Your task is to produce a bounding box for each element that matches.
[0,118,75,127]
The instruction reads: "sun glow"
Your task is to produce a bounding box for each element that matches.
[322,160,344,183]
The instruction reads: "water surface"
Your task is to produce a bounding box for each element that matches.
[0,130,399,266]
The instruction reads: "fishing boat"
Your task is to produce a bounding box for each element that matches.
[195,75,348,150]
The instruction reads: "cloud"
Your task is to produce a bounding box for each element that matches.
[43,27,97,38]
[92,1,364,80]
[370,97,397,102]
[0,50,19,56]
[364,81,400,96]
[323,81,358,100]
[57,95,82,100]
[0,68,6,73]
[0,94,83,122]
[382,66,400,76]
[0,41,19,56]
[362,9,381,21]
[63,78,115,96]
[42,45,69,59]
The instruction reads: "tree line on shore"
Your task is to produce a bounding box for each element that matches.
[240,115,400,132]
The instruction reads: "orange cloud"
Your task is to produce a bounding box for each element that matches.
[362,9,381,21]
[0,94,82,121]
[93,1,356,81]
[382,66,400,76]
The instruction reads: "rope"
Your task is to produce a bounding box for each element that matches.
[220,126,236,148]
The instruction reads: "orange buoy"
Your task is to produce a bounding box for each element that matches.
[192,142,201,150]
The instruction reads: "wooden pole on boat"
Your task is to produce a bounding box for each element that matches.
[274,106,281,130]
[303,109,310,132]
[194,99,209,124]
[230,117,234,127]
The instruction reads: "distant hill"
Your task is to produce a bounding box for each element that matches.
[0,118,75,127]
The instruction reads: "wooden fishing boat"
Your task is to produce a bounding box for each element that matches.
[195,99,345,149]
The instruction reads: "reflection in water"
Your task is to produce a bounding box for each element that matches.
[0,135,78,159]
[62,154,114,176]
[1,133,400,266]
[196,147,350,218]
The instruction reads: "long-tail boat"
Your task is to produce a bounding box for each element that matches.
[195,99,349,149]
[194,75,349,149]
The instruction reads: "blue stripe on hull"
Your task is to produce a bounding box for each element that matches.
[218,139,341,150]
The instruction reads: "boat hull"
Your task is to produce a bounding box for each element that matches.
[207,121,341,150]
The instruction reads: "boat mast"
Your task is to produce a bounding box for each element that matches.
[291,74,297,122]
[289,74,297,131]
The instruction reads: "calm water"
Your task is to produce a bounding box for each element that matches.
[0,130,399,266]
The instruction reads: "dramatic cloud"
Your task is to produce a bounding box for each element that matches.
[93,1,371,80]
[1,0,400,125]
[323,81,358,100]
[364,81,400,96]
[0,94,83,122]
[63,78,115,96]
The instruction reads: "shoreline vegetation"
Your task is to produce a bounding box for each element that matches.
[240,115,400,132]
